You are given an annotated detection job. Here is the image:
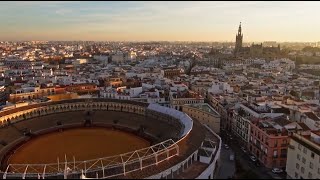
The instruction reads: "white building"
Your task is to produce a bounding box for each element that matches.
[130,87,143,98]
[208,81,233,95]
[301,112,320,130]
[112,53,125,63]
[286,132,320,179]
[73,59,88,65]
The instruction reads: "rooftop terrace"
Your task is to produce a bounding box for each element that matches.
[188,103,220,116]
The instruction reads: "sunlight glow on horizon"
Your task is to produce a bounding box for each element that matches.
[1,1,320,42]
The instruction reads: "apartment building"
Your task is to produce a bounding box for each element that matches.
[9,86,55,103]
[169,90,204,111]
[182,103,220,133]
[249,117,294,168]
[286,132,320,179]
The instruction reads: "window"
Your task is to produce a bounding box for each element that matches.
[302,157,306,164]
[310,162,314,169]
[311,152,315,159]
[297,154,301,160]
[303,147,307,154]
[295,172,299,178]
[273,150,278,157]
[298,144,302,150]
[296,163,300,169]
[301,167,305,174]
[308,172,312,179]
[283,139,287,144]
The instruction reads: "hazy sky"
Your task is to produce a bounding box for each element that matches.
[1,1,320,42]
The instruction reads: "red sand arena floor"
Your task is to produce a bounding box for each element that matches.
[8,127,150,164]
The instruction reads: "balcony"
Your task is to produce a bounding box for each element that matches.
[288,145,295,149]
[280,154,287,158]
[274,144,278,148]
[281,144,287,147]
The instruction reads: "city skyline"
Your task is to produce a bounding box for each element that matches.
[1,1,320,42]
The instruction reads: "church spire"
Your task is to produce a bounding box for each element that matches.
[235,22,243,56]
[238,22,242,35]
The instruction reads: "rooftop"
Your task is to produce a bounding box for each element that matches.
[188,103,220,116]
[292,133,320,156]
[305,112,320,121]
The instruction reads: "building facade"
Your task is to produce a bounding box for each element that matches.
[286,132,320,179]
[65,83,98,95]
[182,103,221,134]
[9,86,56,103]
[249,119,290,168]
[161,68,181,79]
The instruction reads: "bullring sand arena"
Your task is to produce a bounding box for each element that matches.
[0,99,221,179]
[8,127,150,164]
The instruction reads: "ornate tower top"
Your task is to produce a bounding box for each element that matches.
[238,22,242,35]
[235,22,243,56]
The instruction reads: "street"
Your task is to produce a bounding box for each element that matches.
[220,130,287,179]
[214,147,236,179]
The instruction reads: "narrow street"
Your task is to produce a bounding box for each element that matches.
[214,147,236,179]
[220,130,287,179]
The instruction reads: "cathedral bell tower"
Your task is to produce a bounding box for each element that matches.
[234,22,243,55]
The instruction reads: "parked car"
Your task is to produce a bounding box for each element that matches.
[250,155,257,162]
[224,144,230,149]
[229,154,235,161]
[272,168,283,174]
[241,147,247,153]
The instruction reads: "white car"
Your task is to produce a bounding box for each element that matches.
[250,155,257,162]
[229,154,235,161]
[272,168,283,174]
[224,144,230,149]
[241,147,247,153]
